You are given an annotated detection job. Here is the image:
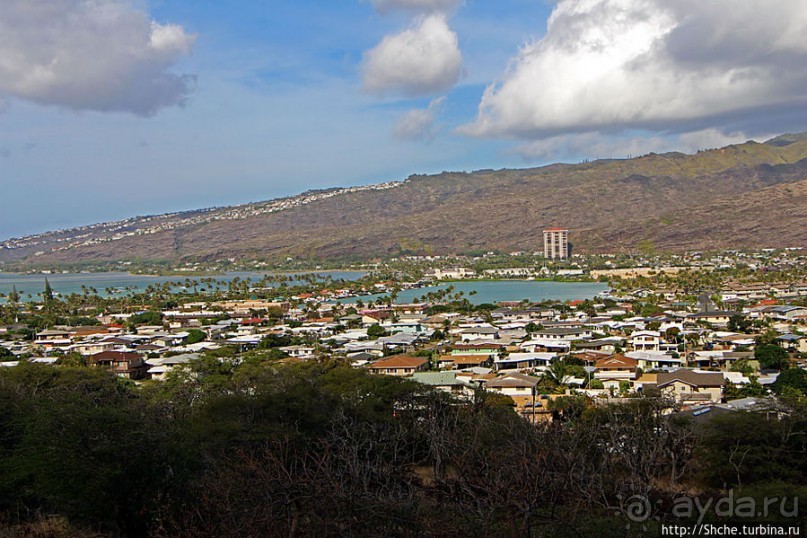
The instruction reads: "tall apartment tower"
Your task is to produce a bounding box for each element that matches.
[543,228,569,260]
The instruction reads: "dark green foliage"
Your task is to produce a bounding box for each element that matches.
[42,279,53,303]
[755,343,790,370]
[0,365,176,535]
[366,323,388,339]
[7,286,20,304]
[548,394,590,421]
[771,368,807,396]
[184,328,206,344]
[1,358,805,537]
[257,332,293,348]
[65,316,100,326]
[127,310,163,326]
[696,408,807,488]
[724,379,767,399]
[728,314,752,333]
[55,351,88,367]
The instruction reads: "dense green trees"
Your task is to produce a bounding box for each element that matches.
[755,343,790,370]
[0,365,176,535]
[772,368,807,396]
[697,403,807,488]
[127,310,164,327]
[1,359,805,537]
[366,323,388,339]
[184,328,206,345]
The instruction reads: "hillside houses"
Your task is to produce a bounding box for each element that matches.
[2,263,805,424]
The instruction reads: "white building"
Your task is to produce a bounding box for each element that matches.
[543,228,569,260]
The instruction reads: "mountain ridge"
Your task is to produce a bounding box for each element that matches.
[3,136,807,266]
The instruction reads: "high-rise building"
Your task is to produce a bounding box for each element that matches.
[543,228,569,260]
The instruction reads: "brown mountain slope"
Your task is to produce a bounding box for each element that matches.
[3,137,807,265]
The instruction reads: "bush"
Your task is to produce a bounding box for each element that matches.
[185,328,207,345]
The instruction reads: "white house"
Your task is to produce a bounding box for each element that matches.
[630,330,661,352]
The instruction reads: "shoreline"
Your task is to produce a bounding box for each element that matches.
[0,268,366,278]
[439,277,597,284]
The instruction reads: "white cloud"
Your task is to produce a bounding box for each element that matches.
[516,129,758,162]
[370,0,462,14]
[149,22,195,57]
[393,96,445,141]
[0,0,196,116]
[461,0,807,141]
[362,14,462,97]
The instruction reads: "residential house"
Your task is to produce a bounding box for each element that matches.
[411,371,478,399]
[655,369,725,405]
[90,351,149,380]
[573,337,623,353]
[451,342,504,355]
[770,306,807,321]
[146,353,199,381]
[387,322,425,335]
[484,372,540,398]
[594,355,639,388]
[625,350,684,371]
[777,334,807,354]
[630,330,661,352]
[278,345,316,358]
[631,372,658,392]
[72,340,117,356]
[34,329,72,351]
[366,355,429,376]
[362,310,394,326]
[438,354,492,370]
[458,327,500,341]
[687,311,734,327]
[494,352,555,371]
[689,351,754,370]
[535,326,592,339]
[150,333,188,348]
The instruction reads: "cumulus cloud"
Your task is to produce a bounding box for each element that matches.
[393,97,445,141]
[362,14,462,97]
[461,0,807,143]
[370,0,462,14]
[0,0,196,116]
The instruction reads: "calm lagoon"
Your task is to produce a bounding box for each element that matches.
[351,280,610,305]
[0,272,608,304]
[0,271,365,300]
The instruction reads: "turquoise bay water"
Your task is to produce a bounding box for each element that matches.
[0,271,365,300]
[0,272,608,304]
[350,280,609,305]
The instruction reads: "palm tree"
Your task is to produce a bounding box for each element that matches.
[7,286,20,323]
[544,359,572,387]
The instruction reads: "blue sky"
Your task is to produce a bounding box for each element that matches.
[2,0,806,238]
